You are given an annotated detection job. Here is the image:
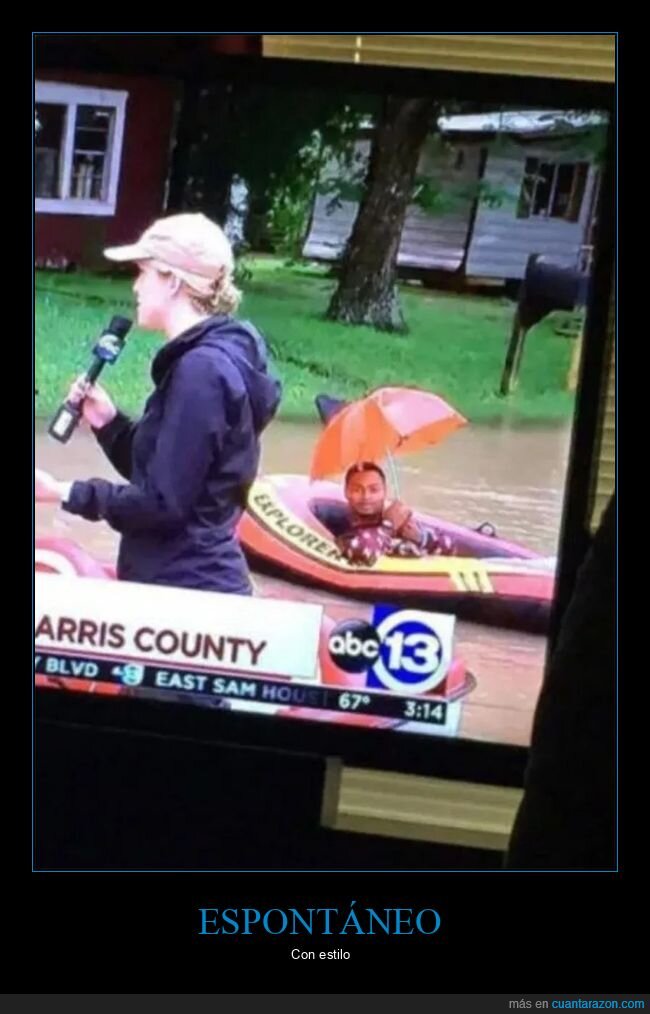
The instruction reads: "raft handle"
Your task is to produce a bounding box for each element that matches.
[476,521,497,538]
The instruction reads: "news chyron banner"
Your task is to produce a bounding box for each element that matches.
[34,574,465,735]
[35,573,324,697]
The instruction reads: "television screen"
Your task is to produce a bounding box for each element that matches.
[35,64,611,751]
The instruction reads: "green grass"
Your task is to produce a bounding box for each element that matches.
[35,257,577,425]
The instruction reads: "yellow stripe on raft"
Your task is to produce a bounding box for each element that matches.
[380,555,494,594]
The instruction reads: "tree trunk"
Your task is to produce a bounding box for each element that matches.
[170,84,235,225]
[326,96,436,333]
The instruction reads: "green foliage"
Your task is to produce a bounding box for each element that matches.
[36,262,576,426]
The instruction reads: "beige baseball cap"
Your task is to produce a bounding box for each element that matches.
[104,213,234,288]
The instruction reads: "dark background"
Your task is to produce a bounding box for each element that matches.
[24,30,634,989]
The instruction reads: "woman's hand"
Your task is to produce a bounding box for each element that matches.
[66,375,117,429]
[35,468,65,504]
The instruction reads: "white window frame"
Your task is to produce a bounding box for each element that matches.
[35,80,128,217]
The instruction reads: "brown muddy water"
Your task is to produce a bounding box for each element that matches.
[35,417,572,746]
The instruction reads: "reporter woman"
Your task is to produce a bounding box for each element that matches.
[35,213,281,595]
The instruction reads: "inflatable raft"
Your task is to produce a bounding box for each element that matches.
[238,475,555,634]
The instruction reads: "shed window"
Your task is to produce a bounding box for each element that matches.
[517,157,589,222]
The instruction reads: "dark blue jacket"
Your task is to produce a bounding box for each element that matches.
[64,315,282,594]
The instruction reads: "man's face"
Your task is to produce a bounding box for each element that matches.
[345,469,386,517]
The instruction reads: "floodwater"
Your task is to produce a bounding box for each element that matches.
[35,417,572,746]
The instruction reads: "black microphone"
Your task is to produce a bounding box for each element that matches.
[48,315,132,444]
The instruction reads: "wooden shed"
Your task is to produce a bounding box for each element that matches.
[303,109,603,284]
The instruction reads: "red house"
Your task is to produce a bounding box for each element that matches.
[34,35,260,270]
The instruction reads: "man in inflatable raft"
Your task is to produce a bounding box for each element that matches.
[336,462,455,567]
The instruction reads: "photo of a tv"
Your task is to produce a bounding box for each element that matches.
[34,39,615,782]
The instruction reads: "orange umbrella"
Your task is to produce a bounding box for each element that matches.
[309,386,467,480]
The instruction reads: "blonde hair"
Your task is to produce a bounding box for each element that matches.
[152,260,242,315]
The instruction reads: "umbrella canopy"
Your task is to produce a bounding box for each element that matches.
[310,386,467,480]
